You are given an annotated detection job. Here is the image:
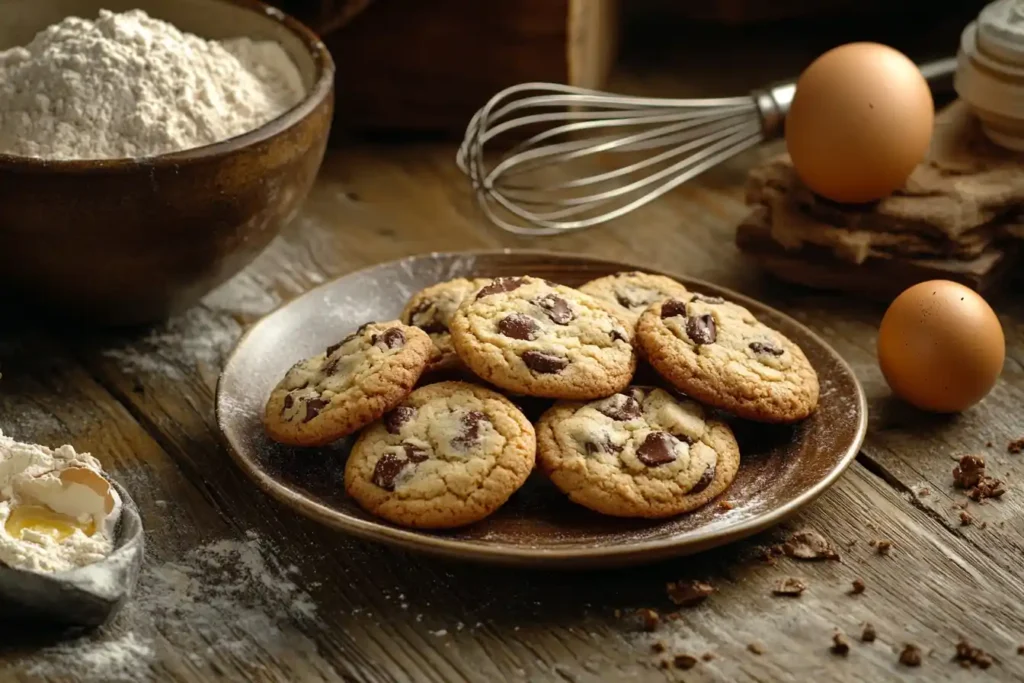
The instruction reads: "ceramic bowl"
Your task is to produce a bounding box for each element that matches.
[0,479,145,628]
[0,0,335,326]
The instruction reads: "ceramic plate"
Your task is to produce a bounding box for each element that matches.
[216,251,867,568]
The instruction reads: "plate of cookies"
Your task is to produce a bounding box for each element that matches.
[216,250,867,568]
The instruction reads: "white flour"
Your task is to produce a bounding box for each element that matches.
[0,9,306,160]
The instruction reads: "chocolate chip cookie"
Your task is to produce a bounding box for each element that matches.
[344,381,536,528]
[579,271,690,324]
[449,276,636,399]
[263,321,434,447]
[637,294,819,423]
[401,278,489,373]
[536,387,739,518]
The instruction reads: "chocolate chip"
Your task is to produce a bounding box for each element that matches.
[282,394,294,412]
[384,406,416,434]
[686,314,716,345]
[325,341,344,357]
[637,432,678,467]
[371,453,408,491]
[373,327,405,350]
[534,294,574,324]
[453,410,489,449]
[749,340,784,356]
[497,313,540,340]
[522,350,568,374]
[476,277,525,299]
[692,294,725,304]
[899,644,922,667]
[666,580,714,606]
[303,398,329,423]
[403,442,429,463]
[689,464,716,494]
[661,299,688,318]
[597,394,642,421]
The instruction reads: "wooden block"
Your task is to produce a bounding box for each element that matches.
[736,219,1022,301]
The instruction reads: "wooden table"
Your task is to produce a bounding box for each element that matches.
[3,15,1023,682]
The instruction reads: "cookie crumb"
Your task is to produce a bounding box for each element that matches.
[969,476,1007,502]
[955,638,993,669]
[917,487,930,497]
[850,578,866,594]
[639,608,660,632]
[953,454,986,489]
[1017,644,1024,655]
[658,659,670,669]
[861,623,877,642]
[748,642,765,655]
[899,644,922,667]
[673,654,697,670]
[831,632,850,656]
[959,510,974,526]
[1008,438,1024,454]
[868,539,877,547]
[772,577,807,596]
[651,641,666,654]
[701,652,716,661]
[875,540,892,555]
[986,441,994,448]
[666,579,715,607]
[717,500,734,512]
[783,529,840,561]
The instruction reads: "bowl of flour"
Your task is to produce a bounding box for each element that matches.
[0,1,335,325]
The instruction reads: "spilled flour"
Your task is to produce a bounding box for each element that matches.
[9,531,321,682]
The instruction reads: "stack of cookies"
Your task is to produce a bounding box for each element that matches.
[262,272,821,530]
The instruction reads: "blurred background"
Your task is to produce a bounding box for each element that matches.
[275,0,987,138]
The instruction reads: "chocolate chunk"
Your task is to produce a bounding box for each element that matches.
[597,394,642,421]
[371,453,408,491]
[672,654,697,670]
[403,443,429,463]
[772,577,807,596]
[373,327,406,350]
[452,410,489,449]
[861,623,877,642]
[831,632,850,656]
[749,340,784,356]
[325,341,344,357]
[666,580,714,607]
[534,294,574,324]
[686,314,717,345]
[282,394,294,412]
[850,578,866,594]
[689,464,716,494]
[661,299,688,319]
[303,398,329,423]
[953,454,985,489]
[475,277,525,299]
[783,529,840,561]
[637,432,678,467]
[691,294,724,304]
[384,406,416,434]
[1009,438,1024,454]
[497,313,540,340]
[522,350,568,374]
[899,644,922,667]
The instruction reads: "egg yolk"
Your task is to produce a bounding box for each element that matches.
[5,504,95,542]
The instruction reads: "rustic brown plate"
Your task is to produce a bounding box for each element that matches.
[216,251,867,568]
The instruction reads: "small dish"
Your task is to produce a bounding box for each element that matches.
[0,479,145,627]
[216,251,867,569]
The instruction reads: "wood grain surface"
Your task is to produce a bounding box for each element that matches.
[2,15,1023,683]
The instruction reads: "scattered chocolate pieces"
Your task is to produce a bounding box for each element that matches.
[899,644,922,667]
[954,638,993,669]
[651,641,666,654]
[831,632,850,656]
[969,476,1007,502]
[673,654,698,670]
[875,540,892,555]
[861,624,877,643]
[953,454,986,489]
[1009,438,1024,454]
[784,529,840,561]
[639,608,660,632]
[772,577,807,597]
[666,580,715,607]
[748,642,765,655]
[960,510,974,526]
[850,578,866,595]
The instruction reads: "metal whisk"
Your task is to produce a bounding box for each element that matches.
[456,58,957,236]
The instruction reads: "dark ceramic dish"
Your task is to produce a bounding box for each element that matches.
[0,0,335,326]
[0,480,145,628]
[216,251,868,569]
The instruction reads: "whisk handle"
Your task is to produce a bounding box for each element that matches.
[752,56,958,140]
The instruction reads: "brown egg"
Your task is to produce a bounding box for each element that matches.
[877,280,1004,413]
[785,42,934,204]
